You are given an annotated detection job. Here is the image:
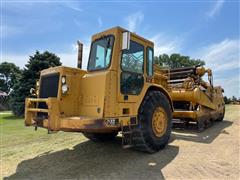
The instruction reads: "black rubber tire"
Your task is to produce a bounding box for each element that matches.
[216,106,225,121]
[83,132,118,142]
[137,90,172,153]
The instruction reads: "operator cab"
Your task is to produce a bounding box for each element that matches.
[86,26,154,99]
[87,26,154,72]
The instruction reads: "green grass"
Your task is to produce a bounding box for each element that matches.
[1,111,87,178]
[0,112,50,148]
[1,105,239,148]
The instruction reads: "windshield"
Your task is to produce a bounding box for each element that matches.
[88,36,114,71]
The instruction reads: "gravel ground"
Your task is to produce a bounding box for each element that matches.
[1,105,240,180]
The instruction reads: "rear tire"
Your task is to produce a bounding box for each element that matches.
[83,132,118,142]
[136,90,172,153]
[216,106,225,121]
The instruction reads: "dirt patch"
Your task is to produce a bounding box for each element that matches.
[1,105,240,179]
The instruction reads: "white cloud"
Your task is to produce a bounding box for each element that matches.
[2,43,90,70]
[199,39,239,71]
[81,43,90,70]
[215,76,240,98]
[193,38,240,97]
[2,54,29,68]
[126,11,144,32]
[149,33,181,55]
[61,42,90,70]
[61,2,83,12]
[207,0,225,18]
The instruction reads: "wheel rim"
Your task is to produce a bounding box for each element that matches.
[152,107,167,137]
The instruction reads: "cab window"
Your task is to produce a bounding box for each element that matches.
[121,41,144,74]
[88,36,114,71]
[121,40,144,95]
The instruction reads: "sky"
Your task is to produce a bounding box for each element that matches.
[1,0,239,98]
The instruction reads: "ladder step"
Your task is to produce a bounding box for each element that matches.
[121,123,143,148]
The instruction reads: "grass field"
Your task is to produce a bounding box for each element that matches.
[1,105,240,179]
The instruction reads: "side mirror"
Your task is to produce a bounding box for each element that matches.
[30,88,36,96]
[122,31,130,50]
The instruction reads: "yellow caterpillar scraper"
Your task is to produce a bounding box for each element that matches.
[25,27,173,153]
[168,66,225,131]
[24,26,225,154]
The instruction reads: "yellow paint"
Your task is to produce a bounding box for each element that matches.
[169,67,225,122]
[25,26,224,133]
[152,107,167,137]
[25,26,172,133]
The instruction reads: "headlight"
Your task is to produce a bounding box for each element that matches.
[61,84,68,94]
[61,76,66,84]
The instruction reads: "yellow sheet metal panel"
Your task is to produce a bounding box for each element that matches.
[173,111,197,119]
[79,71,108,117]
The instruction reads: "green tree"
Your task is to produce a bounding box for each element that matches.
[224,96,231,104]
[154,53,205,69]
[0,62,22,94]
[11,51,61,116]
[231,96,237,102]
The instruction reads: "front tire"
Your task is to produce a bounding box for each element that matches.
[136,90,172,153]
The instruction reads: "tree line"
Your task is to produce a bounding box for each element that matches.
[0,51,61,116]
[224,96,240,104]
[0,51,237,116]
[154,53,205,68]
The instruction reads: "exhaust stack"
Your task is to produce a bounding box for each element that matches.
[77,41,83,69]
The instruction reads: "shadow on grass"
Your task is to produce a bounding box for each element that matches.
[171,119,233,144]
[4,138,179,180]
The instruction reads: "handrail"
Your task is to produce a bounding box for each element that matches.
[27,108,48,113]
[27,98,48,102]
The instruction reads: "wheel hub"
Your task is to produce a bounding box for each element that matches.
[152,107,167,137]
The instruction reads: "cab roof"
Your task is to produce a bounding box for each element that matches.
[91,26,154,47]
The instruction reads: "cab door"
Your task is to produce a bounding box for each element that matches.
[118,35,145,103]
